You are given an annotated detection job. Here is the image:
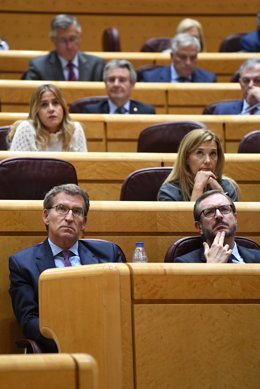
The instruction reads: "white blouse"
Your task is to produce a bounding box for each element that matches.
[10,120,88,152]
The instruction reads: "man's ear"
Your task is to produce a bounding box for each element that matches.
[195,220,202,234]
[42,209,49,226]
[81,216,87,231]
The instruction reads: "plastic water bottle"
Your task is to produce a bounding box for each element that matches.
[132,242,148,263]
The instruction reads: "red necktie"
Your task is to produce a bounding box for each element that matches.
[67,62,77,81]
[62,250,72,267]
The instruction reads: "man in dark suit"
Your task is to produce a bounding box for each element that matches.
[175,190,260,263]
[79,59,156,114]
[24,14,104,81]
[139,33,216,83]
[212,58,260,115]
[240,11,260,52]
[9,184,124,353]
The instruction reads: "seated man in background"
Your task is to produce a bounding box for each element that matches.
[240,10,260,52]
[24,14,105,81]
[139,33,216,83]
[9,184,124,353]
[175,190,260,263]
[212,58,260,115]
[80,59,156,114]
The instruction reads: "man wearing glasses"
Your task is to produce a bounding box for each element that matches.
[24,14,104,81]
[212,58,260,115]
[139,33,217,83]
[9,184,124,352]
[175,190,260,263]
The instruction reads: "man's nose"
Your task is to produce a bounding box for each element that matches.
[215,209,223,218]
[65,209,74,220]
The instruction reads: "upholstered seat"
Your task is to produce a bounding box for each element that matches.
[0,157,78,199]
[69,96,108,113]
[164,236,260,262]
[238,130,260,153]
[137,121,207,152]
[140,37,171,52]
[102,27,121,51]
[218,32,246,52]
[120,167,171,201]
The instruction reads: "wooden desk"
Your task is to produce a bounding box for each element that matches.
[0,80,242,114]
[1,200,260,355]
[39,262,260,389]
[0,151,259,201]
[1,51,260,81]
[0,353,97,389]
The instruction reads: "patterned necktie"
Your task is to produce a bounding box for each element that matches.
[67,62,77,81]
[62,250,72,267]
[115,106,126,114]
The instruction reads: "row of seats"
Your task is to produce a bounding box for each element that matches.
[105,27,247,53]
[1,124,260,154]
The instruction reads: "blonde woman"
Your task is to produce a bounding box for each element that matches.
[158,129,239,201]
[9,84,87,152]
[176,18,206,51]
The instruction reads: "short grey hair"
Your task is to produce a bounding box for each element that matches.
[103,59,137,83]
[239,58,260,77]
[170,32,201,54]
[43,184,89,216]
[50,14,81,39]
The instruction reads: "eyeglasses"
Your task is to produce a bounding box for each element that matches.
[199,204,233,219]
[56,36,79,46]
[240,77,260,86]
[50,204,84,218]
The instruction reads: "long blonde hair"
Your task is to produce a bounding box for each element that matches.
[165,129,227,200]
[9,84,75,151]
[176,18,205,51]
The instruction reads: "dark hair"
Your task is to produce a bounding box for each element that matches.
[43,183,89,216]
[193,189,236,221]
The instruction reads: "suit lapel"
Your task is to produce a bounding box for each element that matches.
[78,240,102,265]
[237,245,259,263]
[35,239,56,274]
[49,52,65,81]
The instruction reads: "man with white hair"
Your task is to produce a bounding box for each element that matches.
[139,33,217,83]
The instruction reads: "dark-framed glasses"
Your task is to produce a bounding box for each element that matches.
[50,204,84,217]
[199,204,233,219]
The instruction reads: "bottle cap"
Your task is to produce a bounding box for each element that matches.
[136,242,144,247]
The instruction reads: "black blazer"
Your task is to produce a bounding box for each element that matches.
[24,50,105,81]
[175,245,260,263]
[80,99,156,114]
[9,239,124,352]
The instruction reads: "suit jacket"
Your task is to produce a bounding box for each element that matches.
[140,65,217,83]
[212,100,244,115]
[175,244,260,263]
[9,239,124,352]
[24,50,105,81]
[240,30,260,52]
[79,98,156,114]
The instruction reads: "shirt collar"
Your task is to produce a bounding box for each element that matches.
[58,54,79,70]
[108,99,130,114]
[231,242,244,263]
[48,238,79,257]
[241,99,260,115]
[170,65,192,82]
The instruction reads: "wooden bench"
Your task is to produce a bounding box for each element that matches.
[0,80,242,114]
[1,1,258,51]
[0,151,259,201]
[0,353,97,389]
[39,262,260,389]
[1,51,260,81]
[1,112,260,152]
